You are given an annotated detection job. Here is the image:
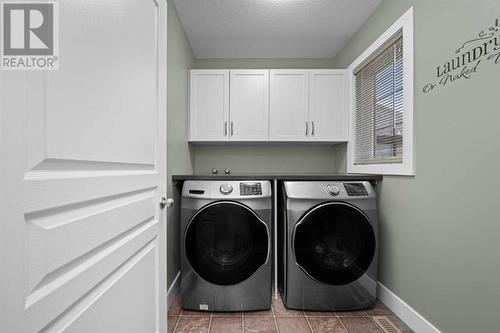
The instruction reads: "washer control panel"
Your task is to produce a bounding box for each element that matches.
[182,180,272,199]
[240,182,262,196]
[219,184,233,195]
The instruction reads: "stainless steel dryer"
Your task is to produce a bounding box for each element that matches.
[278,181,378,311]
[181,180,272,312]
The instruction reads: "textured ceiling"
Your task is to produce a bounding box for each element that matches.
[172,0,383,59]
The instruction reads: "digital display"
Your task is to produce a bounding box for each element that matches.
[344,183,368,196]
[240,182,262,196]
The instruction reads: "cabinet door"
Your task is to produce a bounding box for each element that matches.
[189,70,229,141]
[270,70,310,141]
[229,70,269,141]
[309,70,348,141]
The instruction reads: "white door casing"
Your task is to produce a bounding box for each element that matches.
[309,70,348,142]
[0,0,168,332]
[189,69,230,141]
[269,70,310,141]
[229,70,269,141]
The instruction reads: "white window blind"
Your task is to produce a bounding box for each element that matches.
[354,31,403,165]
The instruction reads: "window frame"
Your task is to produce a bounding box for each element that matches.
[347,7,414,176]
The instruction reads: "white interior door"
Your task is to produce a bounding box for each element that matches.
[269,70,310,141]
[189,70,230,141]
[0,0,167,332]
[309,70,348,141]
[229,70,269,141]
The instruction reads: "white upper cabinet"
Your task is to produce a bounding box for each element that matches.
[230,70,269,141]
[189,70,229,141]
[309,70,348,141]
[270,70,310,141]
[189,69,348,142]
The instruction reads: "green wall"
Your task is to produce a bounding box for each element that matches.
[166,0,195,288]
[331,1,500,332]
[196,58,337,69]
[193,59,339,174]
[193,144,339,175]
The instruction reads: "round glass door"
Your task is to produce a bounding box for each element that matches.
[293,202,376,285]
[185,201,269,286]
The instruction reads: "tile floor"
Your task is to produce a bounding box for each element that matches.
[167,294,413,333]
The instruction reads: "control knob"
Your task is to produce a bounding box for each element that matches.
[326,184,340,196]
[220,184,233,195]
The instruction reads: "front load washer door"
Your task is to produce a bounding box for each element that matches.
[293,202,376,285]
[185,201,269,286]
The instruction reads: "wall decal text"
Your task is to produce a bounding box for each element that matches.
[423,19,499,93]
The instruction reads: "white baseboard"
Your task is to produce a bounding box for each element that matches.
[167,271,181,310]
[377,282,442,333]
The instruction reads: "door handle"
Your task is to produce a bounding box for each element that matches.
[311,121,315,136]
[305,121,308,136]
[231,121,234,136]
[160,197,173,209]
[224,121,228,136]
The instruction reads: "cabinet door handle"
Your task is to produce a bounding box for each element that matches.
[311,121,315,136]
[231,121,234,136]
[224,121,228,136]
[305,121,308,136]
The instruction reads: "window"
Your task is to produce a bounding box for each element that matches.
[355,34,403,164]
[348,8,414,175]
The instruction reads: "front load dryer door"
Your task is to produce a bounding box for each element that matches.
[185,201,269,285]
[293,202,376,285]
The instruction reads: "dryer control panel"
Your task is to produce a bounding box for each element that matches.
[283,181,375,200]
